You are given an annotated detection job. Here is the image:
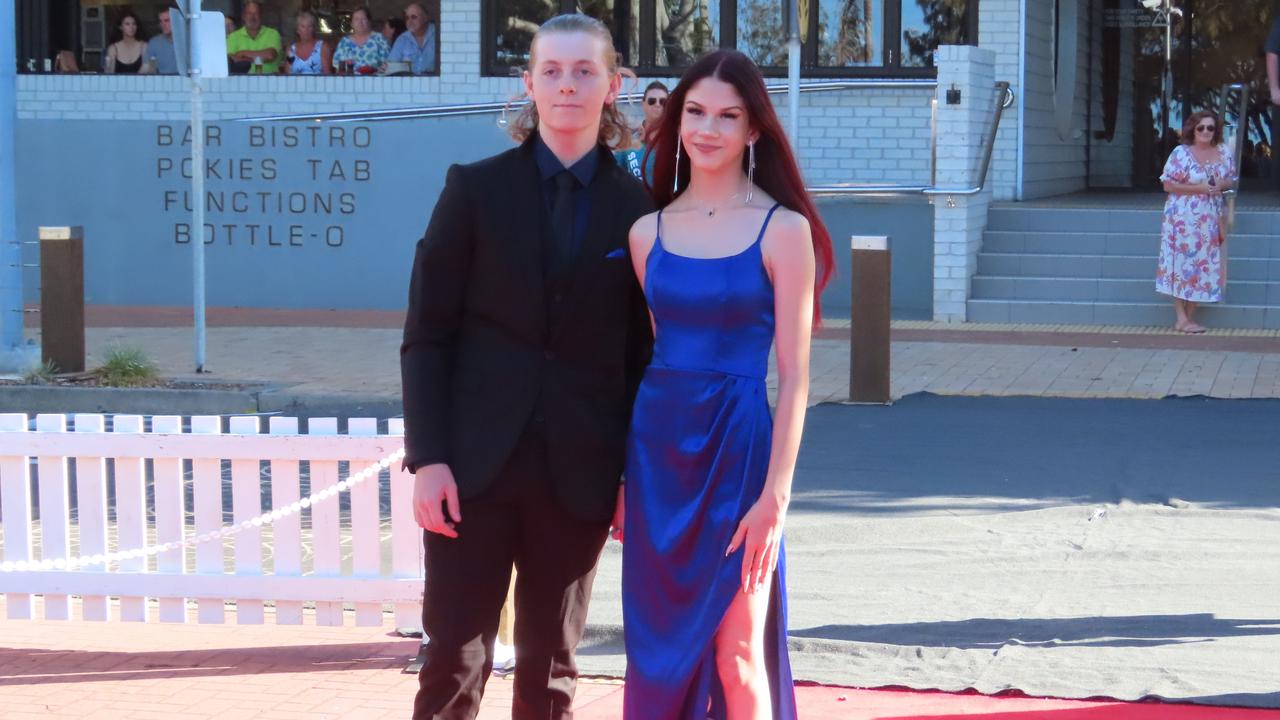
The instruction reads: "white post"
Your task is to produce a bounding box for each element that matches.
[0,0,26,360]
[187,1,208,373]
[191,74,207,372]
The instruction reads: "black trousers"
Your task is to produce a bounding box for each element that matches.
[413,427,611,720]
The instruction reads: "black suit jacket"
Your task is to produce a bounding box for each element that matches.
[401,136,655,521]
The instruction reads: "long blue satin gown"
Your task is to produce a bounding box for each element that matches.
[623,203,797,719]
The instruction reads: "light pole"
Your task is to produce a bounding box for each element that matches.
[0,0,26,363]
[1143,0,1184,147]
[783,0,809,148]
[186,1,208,373]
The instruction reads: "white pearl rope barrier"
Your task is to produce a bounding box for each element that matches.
[0,447,406,574]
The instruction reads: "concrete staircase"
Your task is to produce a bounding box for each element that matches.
[968,204,1280,328]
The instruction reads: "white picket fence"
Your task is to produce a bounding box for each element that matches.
[0,414,422,628]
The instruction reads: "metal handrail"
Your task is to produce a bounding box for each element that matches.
[810,81,1012,201]
[237,78,1016,202]
[237,78,947,124]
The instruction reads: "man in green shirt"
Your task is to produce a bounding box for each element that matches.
[226,1,281,74]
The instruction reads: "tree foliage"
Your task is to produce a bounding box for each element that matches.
[902,0,969,67]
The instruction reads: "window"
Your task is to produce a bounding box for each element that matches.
[737,0,786,67]
[482,0,977,76]
[900,0,973,68]
[818,0,885,67]
[486,0,639,74]
[659,0,721,68]
[488,0,561,75]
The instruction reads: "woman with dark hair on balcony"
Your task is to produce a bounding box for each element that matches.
[380,17,406,46]
[1157,109,1237,333]
[622,48,833,719]
[105,12,147,74]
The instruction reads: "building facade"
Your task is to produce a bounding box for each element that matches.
[7,1,1280,324]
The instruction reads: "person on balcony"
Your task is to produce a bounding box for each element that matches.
[145,8,179,75]
[226,1,282,74]
[104,12,147,74]
[332,7,390,75]
[388,3,438,75]
[285,10,332,75]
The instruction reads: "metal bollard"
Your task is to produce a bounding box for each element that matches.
[38,226,85,373]
[849,235,890,404]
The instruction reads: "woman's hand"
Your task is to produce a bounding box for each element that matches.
[726,495,788,594]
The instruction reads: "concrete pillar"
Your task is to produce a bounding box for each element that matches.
[932,44,998,324]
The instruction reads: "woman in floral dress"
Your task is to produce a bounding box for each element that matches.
[1157,110,1237,333]
[332,7,389,74]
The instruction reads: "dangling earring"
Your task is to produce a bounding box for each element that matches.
[745,141,756,204]
[673,136,683,194]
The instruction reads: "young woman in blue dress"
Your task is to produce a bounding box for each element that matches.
[621,49,834,719]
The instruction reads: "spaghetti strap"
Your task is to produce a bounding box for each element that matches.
[655,209,665,242]
[754,203,782,246]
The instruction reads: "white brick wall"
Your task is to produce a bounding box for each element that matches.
[16,0,937,188]
[979,0,1022,202]
[1018,0,1091,200]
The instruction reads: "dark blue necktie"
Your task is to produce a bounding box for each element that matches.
[550,170,577,275]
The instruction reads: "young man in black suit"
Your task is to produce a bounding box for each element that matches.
[400,14,653,719]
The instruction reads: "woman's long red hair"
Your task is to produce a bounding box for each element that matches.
[645,49,834,323]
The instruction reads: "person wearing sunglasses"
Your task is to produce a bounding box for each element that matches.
[1157,110,1237,334]
[639,81,670,140]
[615,81,669,185]
[388,3,438,74]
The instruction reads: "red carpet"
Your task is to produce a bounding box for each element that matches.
[571,684,1280,719]
[0,601,1276,719]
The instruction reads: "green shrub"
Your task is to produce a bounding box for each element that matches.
[94,347,159,388]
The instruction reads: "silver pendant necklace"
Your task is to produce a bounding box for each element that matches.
[695,188,746,217]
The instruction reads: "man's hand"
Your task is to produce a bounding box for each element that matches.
[610,486,625,543]
[413,463,462,538]
[1271,87,1280,107]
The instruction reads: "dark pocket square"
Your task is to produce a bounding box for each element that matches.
[606,248,627,259]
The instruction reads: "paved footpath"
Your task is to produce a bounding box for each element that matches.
[54,308,1280,406]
